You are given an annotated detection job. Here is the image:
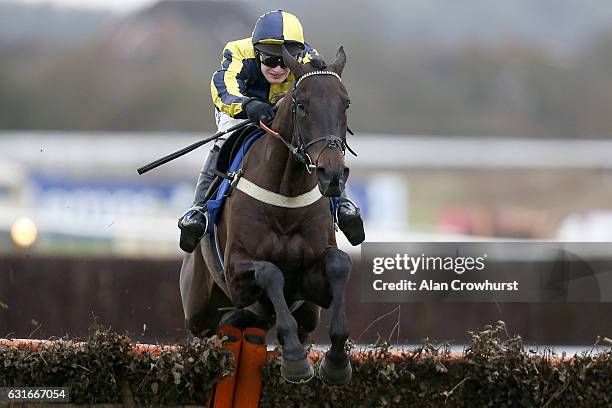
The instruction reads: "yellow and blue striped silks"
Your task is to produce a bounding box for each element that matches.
[211,37,317,118]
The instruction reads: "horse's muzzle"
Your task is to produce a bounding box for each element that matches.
[316,165,349,197]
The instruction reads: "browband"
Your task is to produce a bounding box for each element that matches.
[294,70,341,89]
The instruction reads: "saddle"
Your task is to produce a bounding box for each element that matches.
[217,124,261,176]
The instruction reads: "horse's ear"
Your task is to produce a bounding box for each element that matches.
[329,46,346,76]
[281,46,304,77]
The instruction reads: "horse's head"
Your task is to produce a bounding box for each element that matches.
[265,46,351,197]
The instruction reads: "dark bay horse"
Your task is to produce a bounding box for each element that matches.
[180,46,353,385]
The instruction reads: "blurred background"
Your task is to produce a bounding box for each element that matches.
[0,0,611,346]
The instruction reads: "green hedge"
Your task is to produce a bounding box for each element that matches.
[261,322,612,408]
[1,322,611,407]
[0,327,232,406]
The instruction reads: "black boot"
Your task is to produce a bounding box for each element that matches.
[178,145,221,253]
[336,196,365,246]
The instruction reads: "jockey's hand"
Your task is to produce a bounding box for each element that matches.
[243,98,274,125]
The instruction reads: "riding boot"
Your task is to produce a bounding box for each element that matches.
[335,193,365,246]
[178,144,221,253]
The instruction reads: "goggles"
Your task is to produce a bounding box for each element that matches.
[257,51,286,68]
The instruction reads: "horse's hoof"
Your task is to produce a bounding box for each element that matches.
[318,356,352,386]
[281,357,315,384]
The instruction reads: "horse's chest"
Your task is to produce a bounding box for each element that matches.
[258,232,319,269]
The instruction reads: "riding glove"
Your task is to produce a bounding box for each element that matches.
[243,98,274,125]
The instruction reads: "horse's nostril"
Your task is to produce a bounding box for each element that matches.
[342,167,350,182]
[316,167,329,182]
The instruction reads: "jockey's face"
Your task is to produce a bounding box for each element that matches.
[260,63,290,84]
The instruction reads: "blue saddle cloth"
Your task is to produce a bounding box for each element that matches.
[207,129,265,225]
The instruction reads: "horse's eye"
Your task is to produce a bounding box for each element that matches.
[345,100,351,110]
[296,102,305,110]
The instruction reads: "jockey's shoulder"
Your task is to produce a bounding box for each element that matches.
[223,38,257,59]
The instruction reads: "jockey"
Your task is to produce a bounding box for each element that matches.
[178,10,365,253]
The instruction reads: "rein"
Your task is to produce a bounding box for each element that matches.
[260,70,357,174]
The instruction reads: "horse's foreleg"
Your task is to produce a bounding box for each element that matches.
[320,248,352,385]
[253,260,314,383]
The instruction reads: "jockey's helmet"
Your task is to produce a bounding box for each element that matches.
[251,10,305,57]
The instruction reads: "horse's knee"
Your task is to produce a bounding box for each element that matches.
[324,249,351,283]
[253,261,284,290]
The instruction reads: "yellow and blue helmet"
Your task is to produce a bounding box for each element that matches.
[252,10,305,56]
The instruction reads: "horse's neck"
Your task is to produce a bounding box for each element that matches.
[243,124,316,196]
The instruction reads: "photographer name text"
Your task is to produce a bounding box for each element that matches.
[371,254,519,292]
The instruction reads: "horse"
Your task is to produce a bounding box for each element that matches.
[179,46,354,385]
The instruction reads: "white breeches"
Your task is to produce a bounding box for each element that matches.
[213,110,245,148]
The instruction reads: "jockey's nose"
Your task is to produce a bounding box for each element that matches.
[316,164,349,197]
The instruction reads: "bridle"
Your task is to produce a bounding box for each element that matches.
[262,70,357,173]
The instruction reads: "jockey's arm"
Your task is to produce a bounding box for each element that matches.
[210,41,251,118]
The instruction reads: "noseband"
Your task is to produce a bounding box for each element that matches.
[262,70,357,173]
